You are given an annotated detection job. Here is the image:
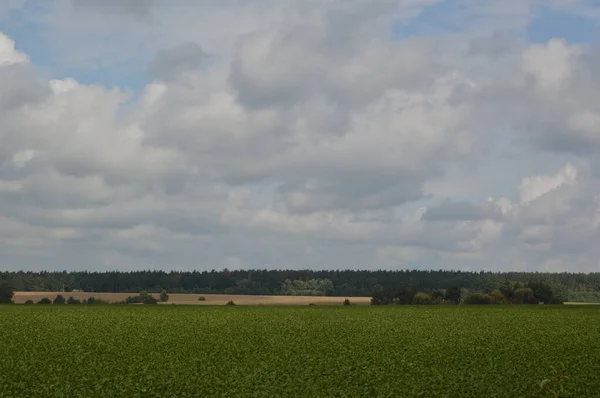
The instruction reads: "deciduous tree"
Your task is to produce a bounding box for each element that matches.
[0,282,14,304]
[444,286,461,304]
[160,289,169,302]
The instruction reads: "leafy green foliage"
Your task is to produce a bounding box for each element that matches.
[83,297,109,305]
[279,279,334,296]
[489,290,507,304]
[343,299,351,306]
[444,286,461,304]
[412,292,433,305]
[36,297,51,304]
[568,291,600,303]
[513,288,538,304]
[197,296,206,301]
[24,300,34,305]
[3,269,599,299]
[395,285,417,304]
[0,282,14,304]
[125,292,158,304]
[160,289,169,302]
[539,362,569,397]
[67,296,81,305]
[372,280,557,306]
[371,285,417,305]
[527,281,564,304]
[53,295,65,305]
[0,306,598,397]
[225,300,236,306]
[463,293,492,305]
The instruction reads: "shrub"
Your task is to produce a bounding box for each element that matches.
[85,297,109,305]
[67,296,81,305]
[412,292,433,305]
[463,293,492,305]
[490,290,508,304]
[24,300,34,305]
[160,289,169,302]
[343,299,351,306]
[125,294,158,305]
[226,300,236,306]
[53,295,66,305]
[197,296,206,301]
[37,298,52,304]
[513,288,538,304]
[371,296,384,306]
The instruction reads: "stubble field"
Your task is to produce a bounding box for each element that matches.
[1,305,599,397]
[13,291,372,306]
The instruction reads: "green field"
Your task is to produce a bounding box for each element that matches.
[1,305,599,397]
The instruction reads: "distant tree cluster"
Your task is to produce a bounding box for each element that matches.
[124,291,159,305]
[279,279,334,296]
[22,295,111,305]
[371,281,567,305]
[0,269,597,302]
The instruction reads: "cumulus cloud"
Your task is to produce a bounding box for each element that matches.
[518,163,578,204]
[0,1,599,271]
[0,33,27,66]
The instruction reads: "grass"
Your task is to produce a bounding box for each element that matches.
[1,305,599,397]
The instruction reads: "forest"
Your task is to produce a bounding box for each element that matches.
[1,269,600,302]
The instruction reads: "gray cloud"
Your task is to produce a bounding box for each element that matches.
[148,42,208,82]
[72,0,154,18]
[421,200,504,222]
[0,2,600,272]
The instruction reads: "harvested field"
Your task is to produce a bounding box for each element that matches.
[13,291,371,306]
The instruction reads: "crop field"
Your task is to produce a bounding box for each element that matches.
[1,306,599,397]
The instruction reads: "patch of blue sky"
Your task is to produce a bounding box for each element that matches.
[1,3,150,95]
[528,5,599,45]
[1,3,54,71]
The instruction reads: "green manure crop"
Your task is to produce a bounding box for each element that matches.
[1,305,599,397]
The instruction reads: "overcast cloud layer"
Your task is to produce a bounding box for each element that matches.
[0,0,599,272]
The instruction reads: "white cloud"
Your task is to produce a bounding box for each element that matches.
[518,163,577,204]
[521,39,582,90]
[0,33,27,66]
[0,1,600,271]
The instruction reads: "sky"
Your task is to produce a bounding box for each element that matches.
[0,0,599,272]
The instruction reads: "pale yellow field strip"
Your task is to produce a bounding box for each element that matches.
[14,291,372,306]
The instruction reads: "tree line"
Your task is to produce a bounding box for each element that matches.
[371,280,566,305]
[1,269,600,302]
